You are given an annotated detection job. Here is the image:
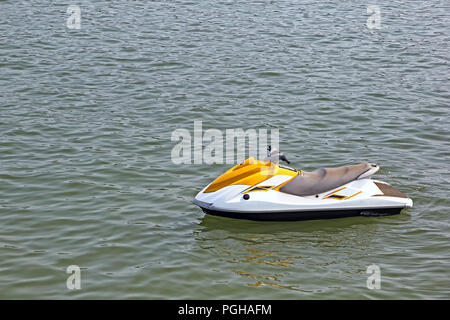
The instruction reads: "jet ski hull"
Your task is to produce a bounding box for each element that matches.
[196,202,403,222]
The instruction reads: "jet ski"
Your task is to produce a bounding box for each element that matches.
[193,147,413,221]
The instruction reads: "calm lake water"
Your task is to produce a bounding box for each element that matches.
[0,0,449,299]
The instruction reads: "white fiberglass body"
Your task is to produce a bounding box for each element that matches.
[193,150,413,221]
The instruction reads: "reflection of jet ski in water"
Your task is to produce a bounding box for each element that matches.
[193,147,413,221]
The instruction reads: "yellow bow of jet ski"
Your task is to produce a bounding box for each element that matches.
[193,147,413,221]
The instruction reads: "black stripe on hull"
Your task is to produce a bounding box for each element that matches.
[200,207,403,222]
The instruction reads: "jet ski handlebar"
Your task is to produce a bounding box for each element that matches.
[266,145,290,164]
[279,154,290,164]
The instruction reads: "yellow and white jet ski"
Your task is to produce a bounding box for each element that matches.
[193,147,413,221]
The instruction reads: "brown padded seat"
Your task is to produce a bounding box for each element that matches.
[280,163,373,196]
